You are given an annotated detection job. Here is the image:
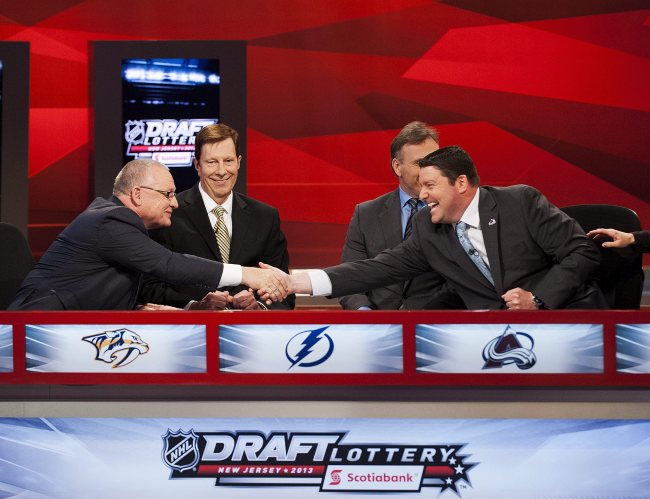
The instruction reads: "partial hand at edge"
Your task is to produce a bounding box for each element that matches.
[586,228,635,249]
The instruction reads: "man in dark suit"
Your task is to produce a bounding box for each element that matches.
[9,159,289,310]
[339,121,463,310]
[281,146,608,310]
[140,123,293,310]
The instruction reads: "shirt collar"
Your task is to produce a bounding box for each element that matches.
[198,182,234,214]
[458,188,481,229]
[398,187,422,208]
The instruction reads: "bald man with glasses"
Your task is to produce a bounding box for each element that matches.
[9,159,289,310]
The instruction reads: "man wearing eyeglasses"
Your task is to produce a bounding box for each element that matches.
[139,123,293,310]
[9,159,289,310]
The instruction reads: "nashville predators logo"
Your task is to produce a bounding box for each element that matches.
[82,328,149,368]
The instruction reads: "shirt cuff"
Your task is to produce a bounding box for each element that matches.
[219,264,243,287]
[308,270,332,296]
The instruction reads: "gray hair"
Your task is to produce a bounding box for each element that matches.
[390,121,439,162]
[113,159,168,195]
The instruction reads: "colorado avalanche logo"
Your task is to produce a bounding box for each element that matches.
[124,120,146,146]
[482,325,537,370]
[82,328,149,368]
[285,326,334,369]
[162,429,200,473]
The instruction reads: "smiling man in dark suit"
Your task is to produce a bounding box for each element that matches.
[339,121,463,310]
[140,123,294,310]
[279,146,608,310]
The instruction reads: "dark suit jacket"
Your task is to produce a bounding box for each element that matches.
[339,189,464,310]
[140,184,294,309]
[9,196,224,310]
[327,185,608,310]
[633,230,650,252]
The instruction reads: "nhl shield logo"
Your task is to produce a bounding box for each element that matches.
[162,429,200,472]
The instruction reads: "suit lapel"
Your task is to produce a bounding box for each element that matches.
[181,185,221,260]
[229,193,249,262]
[380,189,403,248]
[445,224,486,285]
[478,188,503,294]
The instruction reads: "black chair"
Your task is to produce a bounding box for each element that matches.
[561,204,644,309]
[0,223,34,309]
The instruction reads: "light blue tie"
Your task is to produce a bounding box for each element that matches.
[455,221,494,285]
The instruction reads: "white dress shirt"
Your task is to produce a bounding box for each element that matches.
[307,188,491,296]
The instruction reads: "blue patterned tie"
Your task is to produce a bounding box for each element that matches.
[455,221,494,285]
[403,198,419,240]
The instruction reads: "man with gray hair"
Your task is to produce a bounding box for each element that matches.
[9,159,288,310]
[339,121,463,310]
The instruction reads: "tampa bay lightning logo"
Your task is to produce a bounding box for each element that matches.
[285,326,334,369]
[482,325,537,370]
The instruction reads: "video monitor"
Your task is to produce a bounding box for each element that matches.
[93,41,246,198]
[0,42,29,234]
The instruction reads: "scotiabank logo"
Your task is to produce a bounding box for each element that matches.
[162,430,477,495]
[325,466,422,491]
[329,469,342,485]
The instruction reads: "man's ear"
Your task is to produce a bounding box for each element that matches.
[456,174,468,194]
[130,186,143,207]
[391,157,400,177]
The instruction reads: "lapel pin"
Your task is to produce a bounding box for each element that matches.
[488,218,496,226]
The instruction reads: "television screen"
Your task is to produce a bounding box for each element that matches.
[93,41,246,198]
[122,58,221,192]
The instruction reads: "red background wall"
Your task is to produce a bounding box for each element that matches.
[1,0,648,266]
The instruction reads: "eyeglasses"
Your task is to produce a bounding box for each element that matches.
[139,186,176,199]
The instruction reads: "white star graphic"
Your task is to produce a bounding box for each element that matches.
[449,457,457,465]
[455,464,464,474]
[445,477,453,485]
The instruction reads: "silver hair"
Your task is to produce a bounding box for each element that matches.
[113,159,168,196]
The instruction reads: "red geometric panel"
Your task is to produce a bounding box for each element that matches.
[29,108,88,178]
[403,22,650,111]
[34,0,429,39]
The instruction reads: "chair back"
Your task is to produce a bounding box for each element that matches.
[561,204,643,309]
[0,223,34,309]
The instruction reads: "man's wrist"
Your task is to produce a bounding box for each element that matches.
[531,294,546,309]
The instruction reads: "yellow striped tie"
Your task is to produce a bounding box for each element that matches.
[211,206,230,263]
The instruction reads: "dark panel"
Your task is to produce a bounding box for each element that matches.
[0,42,29,236]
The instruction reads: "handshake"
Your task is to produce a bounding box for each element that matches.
[243,262,314,304]
[139,263,313,312]
[241,263,306,305]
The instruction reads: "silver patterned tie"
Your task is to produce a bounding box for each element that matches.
[211,206,230,263]
[455,221,494,285]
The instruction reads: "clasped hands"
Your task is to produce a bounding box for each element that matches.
[189,288,262,310]
[501,287,539,310]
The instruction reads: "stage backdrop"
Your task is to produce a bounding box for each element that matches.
[0,1,648,266]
